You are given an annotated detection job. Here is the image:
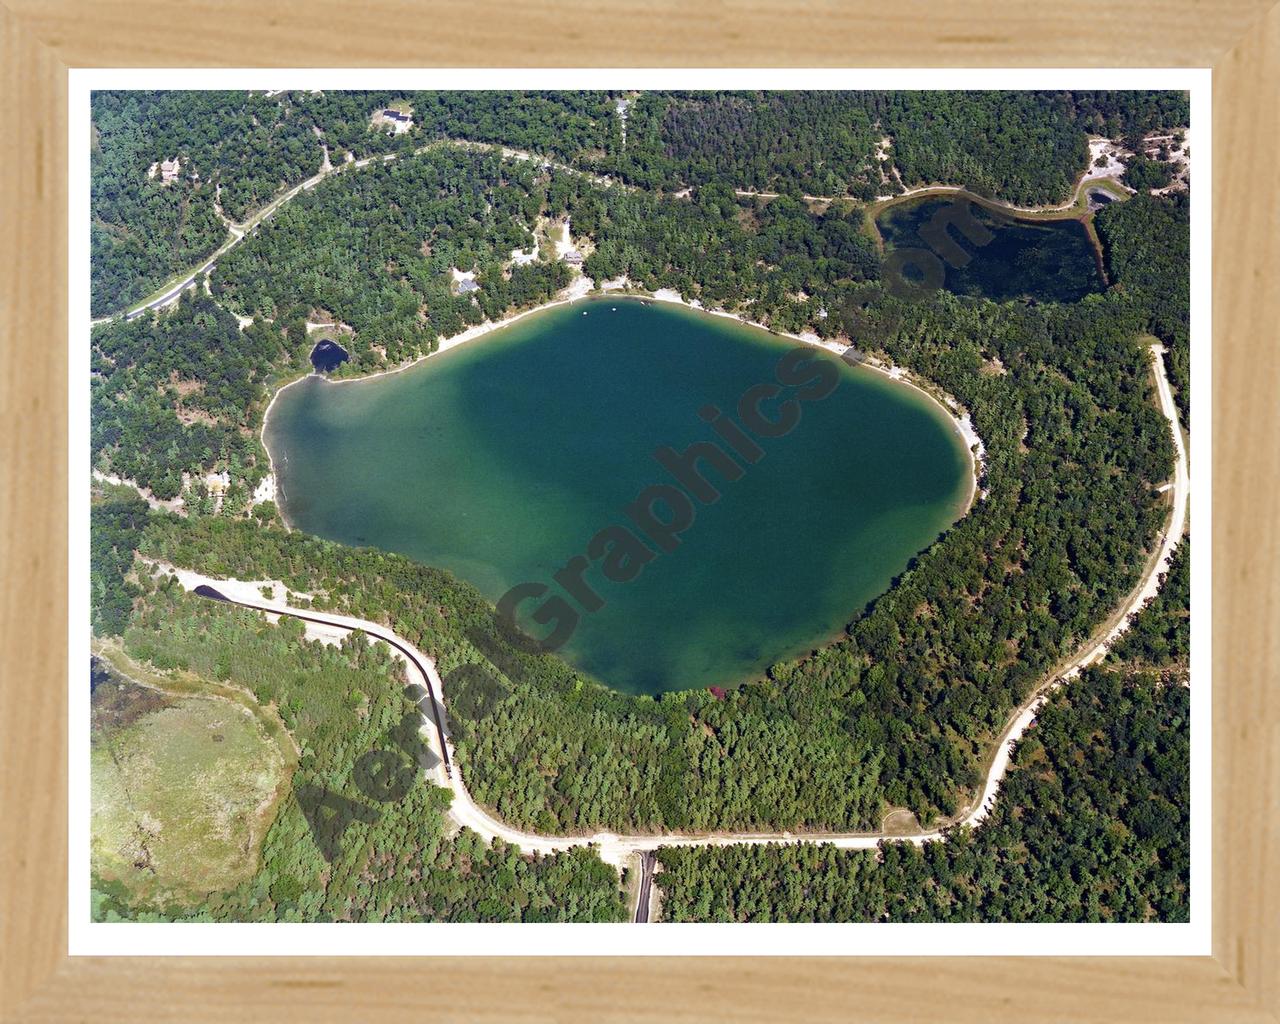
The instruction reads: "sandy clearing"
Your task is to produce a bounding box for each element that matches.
[92,469,186,513]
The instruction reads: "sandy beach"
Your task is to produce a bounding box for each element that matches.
[644,288,987,506]
[257,275,986,516]
[157,339,1187,871]
[256,273,597,522]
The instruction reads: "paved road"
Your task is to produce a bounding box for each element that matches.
[734,167,1131,216]
[91,138,625,328]
[633,851,657,923]
[92,127,1150,330]
[166,337,1188,868]
[155,266,1187,881]
[93,158,345,325]
[164,564,611,862]
[191,582,452,776]
[949,342,1189,830]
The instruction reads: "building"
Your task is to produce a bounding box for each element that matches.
[451,267,480,295]
[562,250,584,266]
[159,158,180,185]
[379,108,414,135]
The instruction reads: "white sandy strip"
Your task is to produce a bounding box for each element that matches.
[251,473,276,508]
[92,469,186,513]
[153,562,614,861]
[156,561,904,865]
[871,140,1136,210]
[645,289,988,502]
[256,275,597,524]
[963,343,1188,829]
[259,281,986,526]
[161,342,1187,867]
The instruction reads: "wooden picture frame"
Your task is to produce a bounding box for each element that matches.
[2,3,1275,1019]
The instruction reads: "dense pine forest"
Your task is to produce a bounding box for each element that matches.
[89,89,1193,922]
[655,666,1190,922]
[124,291,1175,834]
[1095,192,1192,423]
[655,543,1191,922]
[91,559,625,922]
[212,148,571,352]
[91,89,1188,316]
[617,90,1189,202]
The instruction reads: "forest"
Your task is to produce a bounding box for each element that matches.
[90,90,612,315]
[89,90,1193,921]
[211,147,571,362]
[1095,192,1192,424]
[91,571,625,923]
[1109,540,1190,671]
[654,543,1191,922]
[130,263,1178,835]
[90,128,1191,834]
[91,89,1188,316]
[655,665,1189,922]
[616,90,1189,204]
[217,148,885,344]
[92,486,1189,922]
[91,290,289,499]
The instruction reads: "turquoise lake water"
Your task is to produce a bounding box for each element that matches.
[266,297,971,694]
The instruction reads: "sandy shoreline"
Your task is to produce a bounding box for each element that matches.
[258,277,987,519]
[162,345,1187,862]
[641,287,986,507]
[256,275,596,526]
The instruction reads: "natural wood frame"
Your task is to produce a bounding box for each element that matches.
[2,3,1276,1019]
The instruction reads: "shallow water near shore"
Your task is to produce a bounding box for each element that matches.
[266,298,971,695]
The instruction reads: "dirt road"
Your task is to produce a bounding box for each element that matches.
[161,341,1188,874]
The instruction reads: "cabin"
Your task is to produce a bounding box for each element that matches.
[151,157,180,185]
[451,267,481,295]
[376,108,414,135]
[562,250,584,266]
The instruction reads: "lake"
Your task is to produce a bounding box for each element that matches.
[875,195,1105,303]
[265,298,971,695]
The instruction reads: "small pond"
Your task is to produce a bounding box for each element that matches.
[310,339,350,373]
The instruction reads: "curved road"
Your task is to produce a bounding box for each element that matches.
[92,134,1128,328]
[735,177,1132,219]
[633,851,657,923]
[90,139,627,328]
[162,340,1188,885]
[92,163,336,326]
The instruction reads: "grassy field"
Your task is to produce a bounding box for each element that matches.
[91,654,293,904]
[541,217,567,248]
